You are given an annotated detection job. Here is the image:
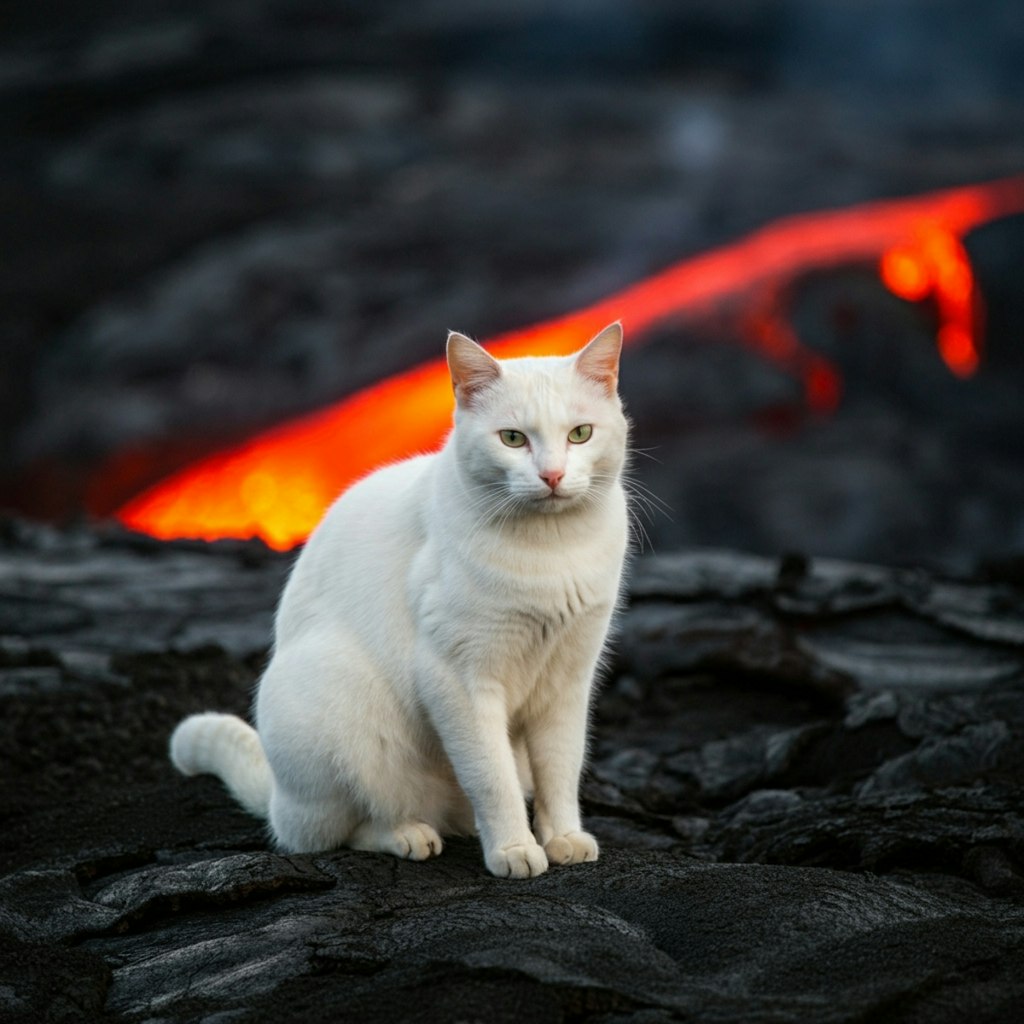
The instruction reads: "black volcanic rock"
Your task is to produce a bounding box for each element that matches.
[2,521,1023,1022]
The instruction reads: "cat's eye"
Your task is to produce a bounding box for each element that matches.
[499,429,527,448]
[568,424,593,444]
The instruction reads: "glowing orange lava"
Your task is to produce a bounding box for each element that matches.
[879,221,983,376]
[116,177,1024,549]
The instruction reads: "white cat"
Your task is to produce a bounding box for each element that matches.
[171,322,630,878]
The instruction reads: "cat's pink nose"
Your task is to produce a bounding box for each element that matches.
[539,469,564,490]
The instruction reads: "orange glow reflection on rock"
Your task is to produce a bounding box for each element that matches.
[117,177,1024,549]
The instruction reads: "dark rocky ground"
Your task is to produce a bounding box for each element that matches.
[2,519,1024,1023]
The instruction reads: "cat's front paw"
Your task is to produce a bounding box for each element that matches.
[543,830,599,866]
[485,841,549,879]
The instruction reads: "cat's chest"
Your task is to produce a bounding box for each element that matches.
[412,507,626,664]
[454,561,611,687]
[509,560,605,622]
[418,534,612,621]
[462,540,619,637]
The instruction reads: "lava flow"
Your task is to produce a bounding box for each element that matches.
[116,176,1024,550]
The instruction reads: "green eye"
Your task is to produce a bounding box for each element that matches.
[499,429,527,448]
[568,424,593,444]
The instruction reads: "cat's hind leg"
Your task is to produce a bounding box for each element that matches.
[349,819,443,861]
[268,787,359,854]
[259,642,452,860]
[268,776,446,860]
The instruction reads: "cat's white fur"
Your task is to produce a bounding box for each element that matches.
[170,323,629,878]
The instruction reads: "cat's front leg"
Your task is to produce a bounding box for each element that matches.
[524,630,605,866]
[526,707,599,866]
[422,668,548,879]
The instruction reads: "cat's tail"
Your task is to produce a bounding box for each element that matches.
[170,712,272,820]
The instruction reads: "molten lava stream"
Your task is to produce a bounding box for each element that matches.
[115,176,1024,550]
[878,220,983,377]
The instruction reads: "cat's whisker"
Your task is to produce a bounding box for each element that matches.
[462,493,516,546]
[465,490,529,546]
[460,483,524,527]
[590,469,668,509]
[585,469,666,553]
[624,490,661,522]
[627,446,663,464]
[620,478,673,518]
[626,506,655,553]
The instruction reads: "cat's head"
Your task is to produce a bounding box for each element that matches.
[446,323,628,516]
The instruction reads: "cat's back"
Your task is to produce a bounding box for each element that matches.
[274,453,436,641]
[317,453,433,545]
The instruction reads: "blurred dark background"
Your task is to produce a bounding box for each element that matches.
[2,0,1023,571]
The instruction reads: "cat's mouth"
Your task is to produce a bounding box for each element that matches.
[532,489,576,510]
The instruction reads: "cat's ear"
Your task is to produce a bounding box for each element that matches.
[575,321,623,396]
[447,331,501,407]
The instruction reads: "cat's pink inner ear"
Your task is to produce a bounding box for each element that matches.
[575,322,623,395]
[447,331,501,405]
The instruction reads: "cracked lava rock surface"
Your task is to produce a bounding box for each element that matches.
[2,520,1024,1022]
